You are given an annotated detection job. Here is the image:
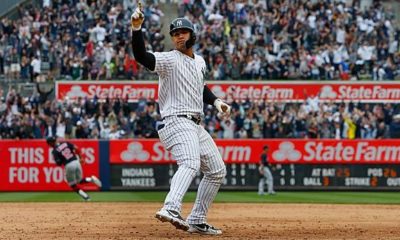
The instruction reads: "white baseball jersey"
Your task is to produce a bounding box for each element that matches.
[152,50,207,118]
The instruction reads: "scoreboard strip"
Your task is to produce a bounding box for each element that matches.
[110,164,400,190]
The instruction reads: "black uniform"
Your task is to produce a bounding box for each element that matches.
[260,152,268,166]
[51,141,83,187]
[46,137,102,201]
[52,142,78,166]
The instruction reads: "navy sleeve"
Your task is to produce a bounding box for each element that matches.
[52,150,63,166]
[203,85,218,105]
[131,30,156,71]
[260,154,267,165]
[67,142,75,150]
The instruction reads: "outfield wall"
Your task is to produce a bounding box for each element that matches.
[1,139,400,191]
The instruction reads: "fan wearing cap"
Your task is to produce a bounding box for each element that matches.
[130,3,230,235]
[46,136,102,201]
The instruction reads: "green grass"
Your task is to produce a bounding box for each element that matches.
[0,191,399,204]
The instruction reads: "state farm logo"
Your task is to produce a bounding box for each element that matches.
[121,142,150,162]
[272,142,301,162]
[60,83,158,101]
[220,85,293,100]
[319,85,337,99]
[66,85,88,98]
[336,86,400,100]
[272,141,400,163]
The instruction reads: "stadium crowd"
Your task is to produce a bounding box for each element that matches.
[1,84,400,140]
[0,0,399,82]
[181,0,400,81]
[0,0,165,82]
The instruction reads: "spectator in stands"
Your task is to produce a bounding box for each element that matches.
[10,48,21,81]
[30,55,41,82]
[180,0,399,81]
[390,114,400,138]
[0,1,166,82]
[74,120,87,139]
[220,118,235,139]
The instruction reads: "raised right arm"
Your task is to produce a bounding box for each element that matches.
[131,30,155,71]
[130,3,155,71]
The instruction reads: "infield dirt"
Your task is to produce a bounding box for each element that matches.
[0,203,399,239]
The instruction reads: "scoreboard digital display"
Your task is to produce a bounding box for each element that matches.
[273,164,400,189]
[110,164,400,190]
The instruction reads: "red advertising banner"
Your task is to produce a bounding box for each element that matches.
[109,139,400,165]
[0,140,100,191]
[56,81,158,101]
[56,81,400,102]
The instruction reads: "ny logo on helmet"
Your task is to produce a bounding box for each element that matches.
[176,20,182,26]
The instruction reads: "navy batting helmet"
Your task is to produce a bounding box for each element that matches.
[169,18,194,35]
[46,136,57,145]
[169,18,196,49]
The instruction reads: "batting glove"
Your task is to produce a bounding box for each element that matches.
[214,99,231,118]
[131,3,144,31]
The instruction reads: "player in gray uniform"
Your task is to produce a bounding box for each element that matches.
[46,136,102,201]
[258,145,276,195]
[131,4,231,235]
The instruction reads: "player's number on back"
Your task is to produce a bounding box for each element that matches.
[61,148,73,160]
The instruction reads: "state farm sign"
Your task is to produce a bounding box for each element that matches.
[210,83,400,102]
[210,85,294,100]
[109,140,262,164]
[110,139,400,164]
[56,81,157,101]
[335,85,400,100]
[56,81,400,102]
[269,140,400,164]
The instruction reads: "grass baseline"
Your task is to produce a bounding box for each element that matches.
[0,191,399,204]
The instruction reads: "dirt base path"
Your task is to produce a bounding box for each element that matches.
[0,203,399,240]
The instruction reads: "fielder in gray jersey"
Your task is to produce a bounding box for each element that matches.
[258,145,276,195]
[131,4,231,236]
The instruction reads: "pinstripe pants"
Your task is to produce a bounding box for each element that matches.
[158,116,226,224]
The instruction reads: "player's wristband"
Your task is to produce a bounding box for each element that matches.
[214,98,223,107]
[131,26,141,32]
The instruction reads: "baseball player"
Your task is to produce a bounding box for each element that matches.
[131,3,230,235]
[258,145,276,195]
[46,136,102,201]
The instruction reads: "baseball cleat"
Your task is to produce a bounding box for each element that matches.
[91,175,102,188]
[188,223,222,235]
[155,209,189,231]
[83,197,91,202]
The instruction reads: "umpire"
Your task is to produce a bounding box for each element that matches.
[258,145,276,195]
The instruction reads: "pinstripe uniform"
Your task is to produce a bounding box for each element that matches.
[154,50,205,117]
[153,50,226,224]
[131,12,228,233]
